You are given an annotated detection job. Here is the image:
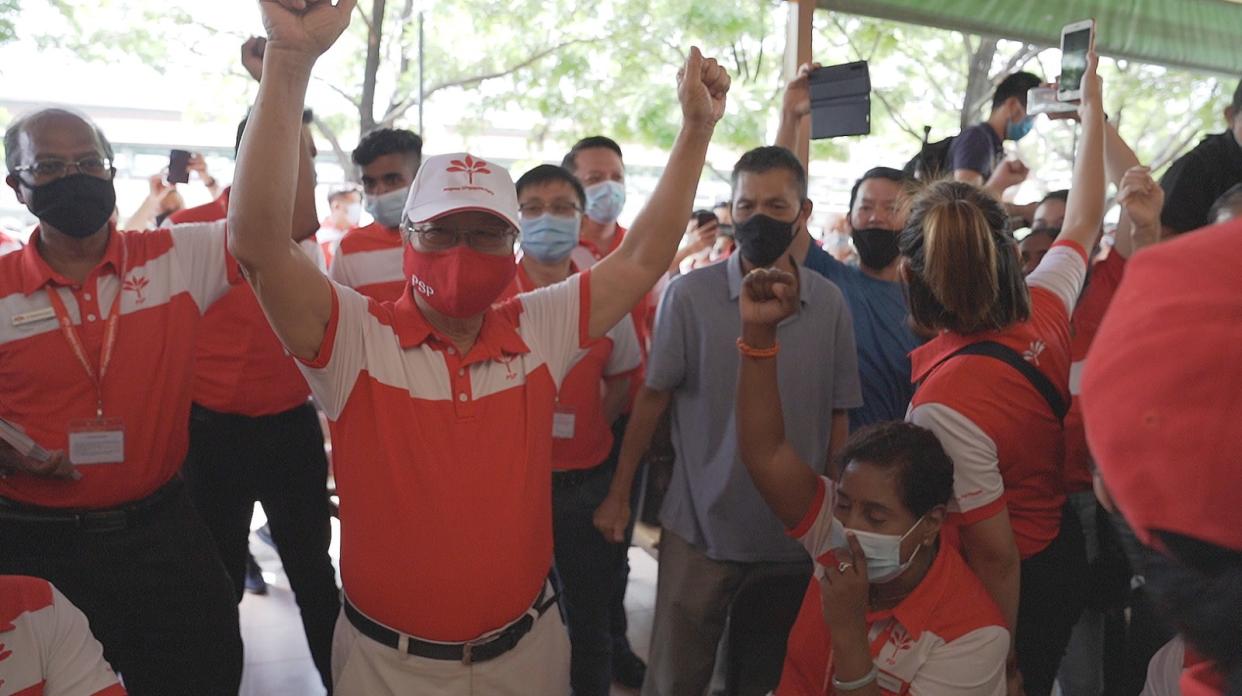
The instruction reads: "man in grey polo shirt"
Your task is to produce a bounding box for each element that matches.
[595,146,860,696]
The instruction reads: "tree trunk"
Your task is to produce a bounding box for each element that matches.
[960,35,998,130]
[359,0,387,135]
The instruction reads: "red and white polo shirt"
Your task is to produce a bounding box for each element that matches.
[327,222,405,303]
[908,241,1087,558]
[499,263,641,471]
[1062,250,1126,494]
[776,477,1010,695]
[0,230,22,256]
[0,576,126,696]
[299,272,593,641]
[168,194,323,417]
[0,223,234,509]
[571,225,651,408]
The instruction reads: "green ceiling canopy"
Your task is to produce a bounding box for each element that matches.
[817,0,1242,76]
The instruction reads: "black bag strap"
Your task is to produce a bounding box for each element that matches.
[929,341,1068,422]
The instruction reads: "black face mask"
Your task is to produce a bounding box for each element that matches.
[734,212,798,268]
[28,174,116,239]
[851,227,902,270]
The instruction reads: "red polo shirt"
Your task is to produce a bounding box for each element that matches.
[1061,251,1126,493]
[328,221,405,302]
[169,191,322,417]
[301,273,593,641]
[499,263,641,471]
[0,576,127,696]
[777,478,1010,695]
[908,242,1086,558]
[0,222,234,509]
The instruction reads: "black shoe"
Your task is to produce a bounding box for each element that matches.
[244,555,268,595]
[613,647,646,690]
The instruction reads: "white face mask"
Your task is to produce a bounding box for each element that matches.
[344,202,362,227]
[364,188,409,229]
[838,515,927,584]
[583,180,626,224]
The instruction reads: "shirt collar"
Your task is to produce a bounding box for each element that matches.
[579,223,627,259]
[390,286,530,362]
[18,223,125,295]
[864,542,953,640]
[726,251,814,305]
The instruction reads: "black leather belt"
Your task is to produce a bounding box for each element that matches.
[0,478,183,533]
[344,584,559,665]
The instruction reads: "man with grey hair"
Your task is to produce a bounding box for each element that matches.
[0,106,318,694]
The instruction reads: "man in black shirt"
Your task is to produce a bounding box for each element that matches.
[1159,79,1242,235]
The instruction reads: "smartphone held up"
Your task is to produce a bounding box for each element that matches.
[1058,19,1095,103]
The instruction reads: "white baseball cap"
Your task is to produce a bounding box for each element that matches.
[402,153,519,229]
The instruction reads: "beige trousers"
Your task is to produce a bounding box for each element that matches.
[331,598,571,696]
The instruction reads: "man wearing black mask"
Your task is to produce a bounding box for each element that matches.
[0,107,317,694]
[776,68,923,430]
[605,146,861,695]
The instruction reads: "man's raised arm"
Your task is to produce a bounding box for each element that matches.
[227,0,355,360]
[587,48,731,340]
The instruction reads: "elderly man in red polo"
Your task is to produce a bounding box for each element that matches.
[229,1,730,692]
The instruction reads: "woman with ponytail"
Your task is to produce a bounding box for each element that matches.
[898,51,1108,696]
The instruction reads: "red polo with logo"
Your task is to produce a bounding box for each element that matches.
[776,477,1010,695]
[908,242,1086,558]
[169,191,322,417]
[301,271,593,641]
[571,226,651,410]
[0,222,234,509]
[328,222,406,303]
[0,575,127,695]
[498,263,641,471]
[1061,250,1126,493]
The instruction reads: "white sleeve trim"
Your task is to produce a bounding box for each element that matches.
[908,403,1002,515]
[909,625,1010,695]
[1026,244,1087,316]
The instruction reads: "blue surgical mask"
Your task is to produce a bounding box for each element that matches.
[584,180,626,224]
[1006,115,1035,141]
[364,188,408,229]
[840,515,927,584]
[520,213,580,263]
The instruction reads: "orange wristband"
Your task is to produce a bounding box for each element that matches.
[737,337,779,359]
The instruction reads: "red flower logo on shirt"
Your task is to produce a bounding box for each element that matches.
[884,625,916,666]
[447,155,491,185]
[123,274,150,304]
[1023,340,1046,366]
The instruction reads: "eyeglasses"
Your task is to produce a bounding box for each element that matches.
[518,202,582,220]
[404,223,517,253]
[13,156,115,185]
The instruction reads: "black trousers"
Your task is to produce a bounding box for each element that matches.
[182,401,340,689]
[0,481,243,696]
[1016,504,1089,696]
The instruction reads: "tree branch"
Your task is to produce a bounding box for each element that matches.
[380,36,598,125]
[312,117,357,183]
[315,75,364,110]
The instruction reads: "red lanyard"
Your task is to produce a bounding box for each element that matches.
[44,244,126,419]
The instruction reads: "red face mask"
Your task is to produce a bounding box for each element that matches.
[403,243,517,318]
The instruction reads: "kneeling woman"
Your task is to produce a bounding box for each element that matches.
[735,268,1009,695]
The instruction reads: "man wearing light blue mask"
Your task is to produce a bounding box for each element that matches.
[947,71,1045,222]
[562,134,652,691]
[328,127,423,302]
[500,164,642,695]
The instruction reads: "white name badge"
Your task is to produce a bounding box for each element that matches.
[68,418,125,465]
[552,406,576,440]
